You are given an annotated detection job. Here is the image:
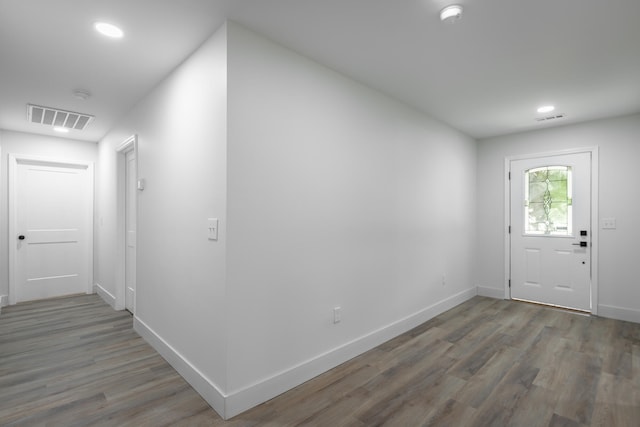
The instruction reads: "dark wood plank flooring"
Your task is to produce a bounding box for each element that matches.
[1,294,638,426]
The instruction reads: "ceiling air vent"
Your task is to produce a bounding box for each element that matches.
[27,104,94,131]
[535,114,565,122]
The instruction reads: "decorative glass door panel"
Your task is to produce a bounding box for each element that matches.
[524,166,572,236]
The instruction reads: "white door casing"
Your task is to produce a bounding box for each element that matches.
[9,155,94,304]
[115,135,138,312]
[506,149,599,313]
[125,149,137,312]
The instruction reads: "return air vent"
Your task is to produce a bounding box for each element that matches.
[535,114,565,122]
[27,104,94,131]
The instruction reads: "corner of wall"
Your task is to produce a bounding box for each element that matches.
[126,285,479,420]
[94,283,116,309]
[133,316,227,418]
[476,285,504,299]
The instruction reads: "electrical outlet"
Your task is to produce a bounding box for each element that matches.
[333,307,341,324]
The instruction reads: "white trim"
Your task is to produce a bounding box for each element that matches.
[477,286,504,299]
[505,147,598,161]
[0,295,8,307]
[504,147,599,315]
[224,287,477,419]
[86,163,95,297]
[116,135,137,153]
[8,154,93,169]
[95,283,116,309]
[8,154,94,305]
[504,157,511,300]
[590,147,599,315]
[598,304,640,324]
[132,287,476,419]
[133,316,226,418]
[115,135,138,311]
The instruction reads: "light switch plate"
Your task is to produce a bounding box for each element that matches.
[208,218,218,240]
[333,307,341,324]
[601,218,616,229]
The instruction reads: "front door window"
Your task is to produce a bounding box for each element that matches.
[524,166,572,236]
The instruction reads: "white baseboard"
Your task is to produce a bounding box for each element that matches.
[477,286,504,299]
[131,288,476,419]
[598,304,640,324]
[95,283,116,309]
[224,286,477,418]
[0,294,8,307]
[134,316,226,418]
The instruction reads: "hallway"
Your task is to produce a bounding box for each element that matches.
[0,295,217,425]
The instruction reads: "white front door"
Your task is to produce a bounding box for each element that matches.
[510,152,591,311]
[10,156,93,304]
[125,149,137,312]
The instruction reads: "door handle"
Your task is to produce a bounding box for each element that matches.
[572,241,588,247]
[18,235,25,240]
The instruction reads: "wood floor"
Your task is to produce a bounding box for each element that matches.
[1,295,638,426]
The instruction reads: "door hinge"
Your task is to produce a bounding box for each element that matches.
[508,225,511,234]
[509,279,511,288]
[508,172,511,180]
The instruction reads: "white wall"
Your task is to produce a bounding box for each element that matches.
[477,113,640,322]
[225,22,477,414]
[0,130,97,306]
[95,23,228,404]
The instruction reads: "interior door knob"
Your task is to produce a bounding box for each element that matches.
[18,235,25,240]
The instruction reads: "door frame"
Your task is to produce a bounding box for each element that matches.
[8,154,95,305]
[115,135,138,311]
[504,147,599,314]
[0,146,3,309]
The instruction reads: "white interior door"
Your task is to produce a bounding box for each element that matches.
[11,157,93,304]
[125,149,137,312]
[510,152,591,311]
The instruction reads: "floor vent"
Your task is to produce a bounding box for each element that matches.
[535,114,565,122]
[27,104,94,131]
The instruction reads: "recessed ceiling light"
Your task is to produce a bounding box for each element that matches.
[53,126,70,133]
[440,5,463,23]
[94,22,124,39]
[537,105,555,114]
